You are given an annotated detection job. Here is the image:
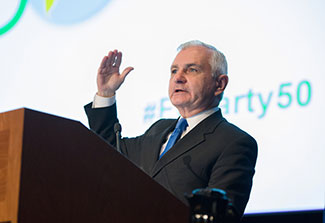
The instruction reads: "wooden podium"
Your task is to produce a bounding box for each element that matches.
[0,108,189,223]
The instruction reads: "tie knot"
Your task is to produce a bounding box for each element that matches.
[176,118,188,132]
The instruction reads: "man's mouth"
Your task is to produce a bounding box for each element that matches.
[175,89,185,93]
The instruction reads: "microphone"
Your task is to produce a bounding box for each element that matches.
[114,123,122,153]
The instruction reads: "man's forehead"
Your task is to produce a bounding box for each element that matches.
[172,46,212,66]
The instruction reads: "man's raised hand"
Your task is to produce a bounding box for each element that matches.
[97,50,134,97]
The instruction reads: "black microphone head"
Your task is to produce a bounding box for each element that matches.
[114,123,122,133]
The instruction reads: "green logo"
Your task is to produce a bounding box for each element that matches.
[0,0,111,36]
[30,0,111,25]
[45,0,56,12]
[0,0,28,35]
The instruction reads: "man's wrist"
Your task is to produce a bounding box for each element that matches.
[92,94,116,108]
[96,91,115,98]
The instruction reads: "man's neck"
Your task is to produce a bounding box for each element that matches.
[177,102,219,118]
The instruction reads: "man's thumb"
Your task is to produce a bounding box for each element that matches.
[121,67,134,80]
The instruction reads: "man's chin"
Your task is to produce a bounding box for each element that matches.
[171,100,191,111]
[171,99,186,106]
[171,94,190,104]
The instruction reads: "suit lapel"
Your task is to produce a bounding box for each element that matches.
[150,110,224,177]
[146,119,177,173]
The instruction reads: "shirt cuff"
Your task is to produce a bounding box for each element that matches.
[92,94,116,108]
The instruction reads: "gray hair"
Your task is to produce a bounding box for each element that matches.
[177,40,228,78]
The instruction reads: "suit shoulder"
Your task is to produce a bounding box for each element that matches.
[217,118,257,146]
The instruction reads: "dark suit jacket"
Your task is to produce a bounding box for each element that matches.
[85,103,257,217]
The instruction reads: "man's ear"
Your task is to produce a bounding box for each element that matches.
[214,74,228,96]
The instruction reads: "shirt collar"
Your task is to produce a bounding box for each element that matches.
[182,107,219,133]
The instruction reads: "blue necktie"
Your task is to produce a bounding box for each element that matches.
[159,118,188,159]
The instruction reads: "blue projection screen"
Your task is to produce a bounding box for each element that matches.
[1,0,324,214]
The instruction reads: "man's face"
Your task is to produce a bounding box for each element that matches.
[168,46,219,117]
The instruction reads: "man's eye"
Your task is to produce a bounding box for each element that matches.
[171,69,177,74]
[189,68,198,73]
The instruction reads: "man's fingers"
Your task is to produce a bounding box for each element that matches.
[105,51,114,67]
[121,67,134,80]
[99,56,108,69]
[115,51,122,68]
[99,50,129,77]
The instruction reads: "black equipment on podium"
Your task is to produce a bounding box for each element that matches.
[185,188,238,223]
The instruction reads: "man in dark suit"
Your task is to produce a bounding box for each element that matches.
[85,40,257,218]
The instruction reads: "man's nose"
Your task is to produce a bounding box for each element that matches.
[173,70,186,83]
